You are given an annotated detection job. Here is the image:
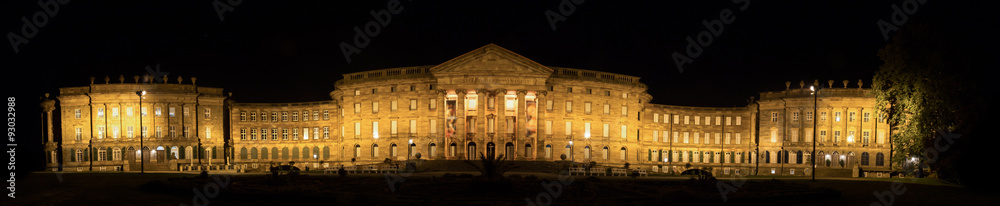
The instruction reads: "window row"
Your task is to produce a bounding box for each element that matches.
[240,110,328,122]
[76,126,211,139]
[77,107,208,118]
[772,111,877,123]
[239,127,329,141]
[650,114,743,126]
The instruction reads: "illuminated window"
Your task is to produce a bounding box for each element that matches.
[835,112,841,122]
[112,107,119,117]
[584,102,592,114]
[410,99,417,110]
[97,108,104,117]
[771,112,778,122]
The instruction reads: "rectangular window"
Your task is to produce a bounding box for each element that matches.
[684,132,690,143]
[792,112,799,121]
[240,129,247,140]
[112,107,119,117]
[674,115,679,124]
[169,107,175,117]
[805,130,813,142]
[736,116,742,125]
[313,127,319,139]
[250,129,257,140]
[292,112,299,121]
[302,110,309,121]
[695,116,700,125]
[791,130,798,142]
[771,112,778,122]
[653,130,659,142]
[155,126,161,138]
[715,116,721,125]
[653,113,659,123]
[430,99,437,110]
[183,107,189,117]
[736,133,741,144]
[565,122,572,136]
[302,127,310,140]
[391,100,398,111]
[204,108,211,119]
[127,126,134,138]
[430,119,438,134]
[207,127,213,139]
[282,112,289,121]
[545,121,553,135]
[546,100,553,111]
[75,109,81,119]
[585,122,592,137]
[586,88,592,94]
[313,111,319,120]
[183,126,189,137]
[97,126,105,139]
[820,130,827,142]
[294,128,300,140]
[603,104,610,114]
[620,125,627,138]
[282,129,289,140]
[821,112,828,121]
[725,133,731,144]
[864,112,871,122]
[621,106,628,116]
[271,112,277,122]
[354,123,361,136]
[849,112,856,122]
[409,120,417,134]
[410,99,417,110]
[141,126,147,138]
[354,103,361,113]
[684,116,690,124]
[770,129,777,143]
[835,112,842,122]
[584,102,591,114]
[98,108,105,118]
[391,121,398,135]
[141,107,147,117]
[323,110,330,120]
[391,86,396,92]
[372,122,378,137]
[240,112,246,121]
[806,112,813,121]
[372,102,379,113]
[705,116,710,125]
[323,127,330,139]
[169,126,176,138]
[673,132,679,143]
[715,133,721,144]
[834,131,841,142]
[127,107,133,117]
[602,124,609,138]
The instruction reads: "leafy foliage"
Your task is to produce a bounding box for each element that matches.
[463,152,519,180]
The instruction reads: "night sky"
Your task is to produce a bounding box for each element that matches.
[3,0,995,170]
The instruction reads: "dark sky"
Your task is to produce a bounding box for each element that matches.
[2,0,993,170]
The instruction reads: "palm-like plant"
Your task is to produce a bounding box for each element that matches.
[464,152,518,180]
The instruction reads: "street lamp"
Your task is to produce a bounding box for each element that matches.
[810,85,818,181]
[136,90,145,174]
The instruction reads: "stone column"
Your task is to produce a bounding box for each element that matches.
[456,90,467,158]
[535,91,547,160]
[496,89,507,138]
[436,90,449,159]
[516,90,527,160]
[476,89,487,141]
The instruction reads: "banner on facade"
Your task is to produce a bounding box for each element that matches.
[446,100,457,139]
[526,100,536,138]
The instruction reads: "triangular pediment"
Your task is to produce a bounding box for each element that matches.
[430,44,553,76]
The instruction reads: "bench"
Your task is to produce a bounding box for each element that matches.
[589,167,605,176]
[636,169,648,177]
[324,168,337,174]
[381,165,398,173]
[344,166,357,173]
[611,168,627,176]
[569,168,587,175]
[365,165,379,173]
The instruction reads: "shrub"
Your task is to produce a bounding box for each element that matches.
[199,170,209,179]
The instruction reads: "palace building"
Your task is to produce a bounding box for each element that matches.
[39,44,892,177]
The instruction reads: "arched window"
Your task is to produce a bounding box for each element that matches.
[861,152,870,166]
[112,147,121,161]
[545,145,552,159]
[602,146,609,160]
[468,142,477,159]
[620,147,626,160]
[409,143,416,157]
[505,142,514,158]
[796,151,803,164]
[565,145,572,160]
[875,152,884,166]
[313,147,320,159]
[429,143,437,158]
[584,146,591,159]
[764,151,771,163]
[260,147,268,160]
[250,147,258,159]
[450,143,457,157]
[170,146,179,159]
[373,144,379,157]
[292,147,300,159]
[323,146,330,159]
[354,145,361,158]
[281,147,289,159]
[239,147,247,160]
[272,148,279,159]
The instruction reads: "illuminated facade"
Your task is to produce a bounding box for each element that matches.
[40,44,891,177]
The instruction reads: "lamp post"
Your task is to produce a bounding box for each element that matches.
[136,90,146,174]
[810,85,818,181]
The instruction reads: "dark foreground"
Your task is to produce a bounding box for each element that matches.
[8,171,999,206]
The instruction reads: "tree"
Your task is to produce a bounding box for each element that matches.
[873,1,997,184]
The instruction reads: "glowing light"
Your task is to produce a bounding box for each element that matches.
[569,141,573,145]
[408,139,413,144]
[584,133,590,138]
[373,132,379,139]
